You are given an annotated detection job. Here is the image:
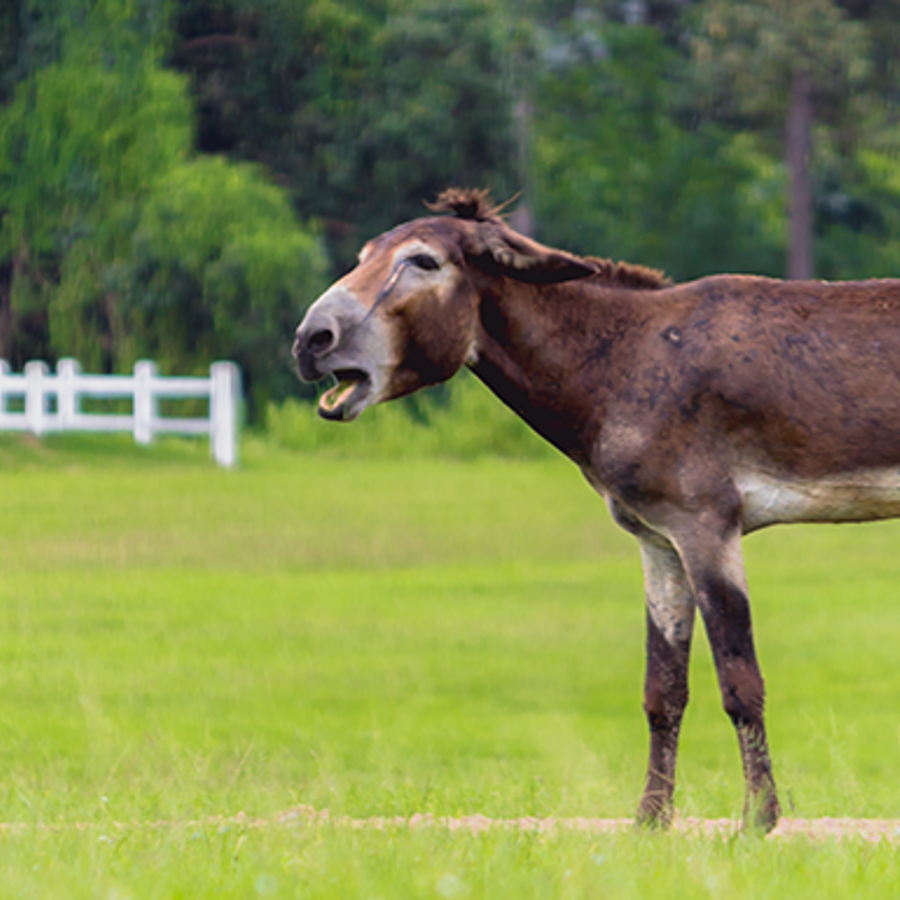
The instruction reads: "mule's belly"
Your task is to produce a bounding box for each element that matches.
[738,469,900,532]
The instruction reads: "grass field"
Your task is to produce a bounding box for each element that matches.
[1,432,900,896]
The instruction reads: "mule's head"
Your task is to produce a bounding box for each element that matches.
[293,188,597,421]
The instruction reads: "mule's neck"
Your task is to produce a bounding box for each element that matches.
[468,275,633,467]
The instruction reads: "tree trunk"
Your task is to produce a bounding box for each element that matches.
[786,68,814,280]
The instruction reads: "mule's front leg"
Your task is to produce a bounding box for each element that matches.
[634,539,695,827]
[679,528,780,831]
[638,610,693,826]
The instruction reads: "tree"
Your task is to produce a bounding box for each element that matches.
[126,157,328,416]
[530,18,784,280]
[0,50,191,365]
[170,0,521,271]
[0,0,328,416]
[691,0,870,278]
[0,0,176,362]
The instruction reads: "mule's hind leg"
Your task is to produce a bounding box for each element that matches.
[673,523,780,831]
[636,543,695,826]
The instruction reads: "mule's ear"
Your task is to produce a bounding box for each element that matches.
[465,221,598,284]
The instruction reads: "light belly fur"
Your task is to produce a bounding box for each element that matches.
[738,469,900,532]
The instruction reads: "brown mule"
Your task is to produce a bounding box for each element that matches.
[294,188,900,831]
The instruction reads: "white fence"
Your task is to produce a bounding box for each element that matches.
[0,359,241,468]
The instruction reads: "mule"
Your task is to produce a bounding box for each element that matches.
[293,188,900,830]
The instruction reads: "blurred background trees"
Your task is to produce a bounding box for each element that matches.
[2,0,900,419]
[692,0,871,279]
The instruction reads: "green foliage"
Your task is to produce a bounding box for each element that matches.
[687,0,900,280]
[532,22,784,279]
[1,55,192,361]
[692,0,870,124]
[173,0,520,270]
[814,145,900,279]
[127,157,329,414]
[1,0,172,101]
[0,0,328,417]
[0,51,188,258]
[0,24,192,366]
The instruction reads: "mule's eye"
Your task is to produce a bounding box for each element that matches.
[409,253,440,271]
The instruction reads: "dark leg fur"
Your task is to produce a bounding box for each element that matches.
[636,611,692,827]
[696,572,780,831]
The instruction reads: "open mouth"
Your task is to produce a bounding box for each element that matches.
[318,369,371,420]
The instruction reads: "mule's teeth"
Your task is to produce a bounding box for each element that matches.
[319,377,360,412]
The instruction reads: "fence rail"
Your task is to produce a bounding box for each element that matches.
[0,359,241,467]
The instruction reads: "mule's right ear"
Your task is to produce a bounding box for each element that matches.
[464,220,598,284]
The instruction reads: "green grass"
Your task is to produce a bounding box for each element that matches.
[1,431,900,895]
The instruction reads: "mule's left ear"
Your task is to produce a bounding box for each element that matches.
[466,221,598,284]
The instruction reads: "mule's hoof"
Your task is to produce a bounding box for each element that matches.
[743,795,780,834]
[635,800,674,831]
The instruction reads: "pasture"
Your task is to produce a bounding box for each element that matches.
[0,432,899,896]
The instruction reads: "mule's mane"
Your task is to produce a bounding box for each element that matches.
[427,187,669,291]
[586,257,670,290]
[426,187,506,221]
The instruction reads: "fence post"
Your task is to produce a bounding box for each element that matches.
[133,360,158,445]
[0,359,7,416]
[24,360,49,436]
[57,358,80,429]
[209,361,240,468]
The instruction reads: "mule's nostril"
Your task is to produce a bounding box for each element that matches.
[308,328,335,355]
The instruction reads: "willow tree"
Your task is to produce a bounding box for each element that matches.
[692,0,870,279]
[0,0,328,415]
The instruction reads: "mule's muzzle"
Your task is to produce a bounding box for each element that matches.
[293,285,392,421]
[293,322,339,382]
[292,313,377,421]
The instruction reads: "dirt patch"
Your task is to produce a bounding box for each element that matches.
[273,808,900,842]
[3,808,897,841]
